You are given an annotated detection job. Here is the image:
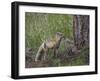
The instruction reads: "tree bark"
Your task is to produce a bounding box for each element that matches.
[73,15,89,49]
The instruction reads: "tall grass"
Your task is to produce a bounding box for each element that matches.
[25,12,89,67]
[25,12,73,53]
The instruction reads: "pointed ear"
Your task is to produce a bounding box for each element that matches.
[56,32,63,36]
[56,32,60,35]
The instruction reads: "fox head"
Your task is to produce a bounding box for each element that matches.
[55,32,65,40]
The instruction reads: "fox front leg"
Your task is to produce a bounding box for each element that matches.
[53,48,58,57]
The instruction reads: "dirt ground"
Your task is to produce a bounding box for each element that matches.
[25,44,89,68]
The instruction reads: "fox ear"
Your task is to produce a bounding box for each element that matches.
[56,32,60,35]
[56,32,63,36]
[44,43,47,49]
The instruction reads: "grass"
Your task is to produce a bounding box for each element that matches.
[25,12,73,53]
[25,12,89,67]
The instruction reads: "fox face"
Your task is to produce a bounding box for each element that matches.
[55,32,65,40]
[45,32,65,48]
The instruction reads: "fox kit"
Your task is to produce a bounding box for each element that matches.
[35,32,65,62]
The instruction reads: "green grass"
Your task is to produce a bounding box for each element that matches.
[25,12,73,53]
[25,12,89,67]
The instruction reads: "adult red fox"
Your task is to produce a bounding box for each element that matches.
[35,32,65,62]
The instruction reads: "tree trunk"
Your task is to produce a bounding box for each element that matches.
[73,15,89,49]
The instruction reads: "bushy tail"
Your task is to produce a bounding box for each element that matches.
[35,43,45,62]
[35,51,41,62]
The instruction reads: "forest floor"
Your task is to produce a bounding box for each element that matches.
[25,39,89,68]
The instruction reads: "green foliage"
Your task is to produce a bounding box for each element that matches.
[69,46,89,66]
[25,12,73,53]
[25,12,89,67]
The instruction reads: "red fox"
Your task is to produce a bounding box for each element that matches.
[35,32,65,62]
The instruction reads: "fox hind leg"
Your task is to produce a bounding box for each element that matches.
[42,51,47,61]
